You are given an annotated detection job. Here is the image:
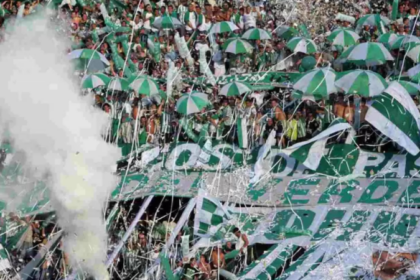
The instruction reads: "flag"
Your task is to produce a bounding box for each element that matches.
[392,0,399,20]
[366,84,420,155]
[281,118,352,170]
[237,117,248,149]
[194,191,231,238]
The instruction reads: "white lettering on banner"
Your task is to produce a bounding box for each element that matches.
[410,156,420,178]
[211,144,235,169]
[379,154,406,178]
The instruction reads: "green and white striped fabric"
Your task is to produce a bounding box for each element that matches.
[281,118,352,171]
[0,244,11,271]
[408,64,420,82]
[293,68,337,99]
[337,42,393,66]
[327,29,359,47]
[129,76,159,96]
[194,192,231,237]
[176,92,209,115]
[334,69,388,97]
[219,82,252,96]
[108,77,130,91]
[287,37,317,54]
[356,14,390,28]
[390,35,420,50]
[208,21,238,34]
[82,73,110,89]
[378,33,400,47]
[405,43,420,63]
[387,80,420,96]
[152,16,183,29]
[67,49,110,72]
[276,26,298,40]
[222,38,253,54]
[366,81,420,155]
[242,28,272,40]
[237,117,248,149]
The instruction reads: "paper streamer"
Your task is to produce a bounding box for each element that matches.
[198,45,216,85]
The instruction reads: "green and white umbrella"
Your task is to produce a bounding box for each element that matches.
[337,42,393,66]
[208,21,238,34]
[276,26,298,40]
[405,43,420,63]
[219,82,252,96]
[152,16,183,29]
[408,64,420,82]
[68,49,110,72]
[327,29,359,47]
[108,77,130,91]
[129,76,159,96]
[335,70,387,97]
[378,33,401,48]
[286,37,317,54]
[356,14,390,28]
[385,80,420,96]
[389,35,420,50]
[242,28,271,40]
[293,68,337,99]
[222,38,253,54]
[81,73,110,89]
[176,92,209,115]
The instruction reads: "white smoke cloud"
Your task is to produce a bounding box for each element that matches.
[0,11,119,279]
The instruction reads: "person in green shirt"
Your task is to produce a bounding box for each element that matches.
[167,4,178,18]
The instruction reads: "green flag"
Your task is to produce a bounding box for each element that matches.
[392,0,399,20]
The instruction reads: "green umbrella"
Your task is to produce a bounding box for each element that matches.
[334,70,387,97]
[327,29,360,47]
[82,73,111,89]
[286,37,317,54]
[219,82,252,96]
[276,26,298,40]
[152,16,183,29]
[405,43,420,63]
[241,28,271,40]
[293,68,337,99]
[130,76,159,96]
[176,92,209,115]
[389,35,420,50]
[408,64,420,82]
[378,33,401,48]
[108,77,130,91]
[386,80,420,96]
[208,21,238,34]
[356,14,390,28]
[337,42,393,66]
[68,49,110,73]
[222,38,253,54]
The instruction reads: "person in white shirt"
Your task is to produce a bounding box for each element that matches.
[143,4,153,31]
[129,14,143,31]
[184,3,197,33]
[243,6,256,30]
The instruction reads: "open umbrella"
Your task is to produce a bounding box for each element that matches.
[276,26,298,40]
[130,76,159,96]
[389,35,420,50]
[222,38,253,54]
[386,81,420,96]
[335,70,387,97]
[208,21,238,34]
[176,92,209,115]
[82,73,110,89]
[337,42,393,66]
[286,37,317,54]
[242,28,271,40]
[108,77,130,91]
[405,43,420,63]
[219,82,252,96]
[408,64,420,82]
[293,68,337,100]
[152,16,183,29]
[327,29,359,47]
[378,33,401,48]
[68,49,110,73]
[356,14,390,28]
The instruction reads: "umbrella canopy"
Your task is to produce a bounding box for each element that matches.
[286,37,318,54]
[242,28,272,40]
[378,33,401,48]
[219,82,253,96]
[335,70,387,97]
[405,43,420,63]
[152,16,183,29]
[408,64,420,82]
[68,49,110,72]
[108,77,130,91]
[293,68,337,99]
[82,73,111,89]
[130,76,160,96]
[356,14,390,28]
[389,35,420,50]
[222,38,253,54]
[386,80,420,96]
[276,26,298,40]
[208,21,238,34]
[327,29,359,47]
[176,92,209,115]
[337,42,393,66]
